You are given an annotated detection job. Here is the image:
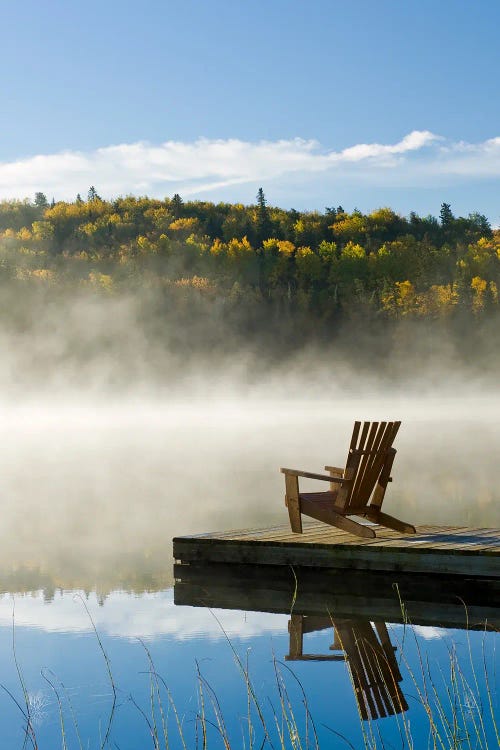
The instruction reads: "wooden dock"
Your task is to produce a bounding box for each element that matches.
[173,521,500,578]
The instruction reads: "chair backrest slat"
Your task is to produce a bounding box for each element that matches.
[341,420,400,511]
[356,421,393,503]
[349,420,362,450]
[357,421,370,452]
[338,421,370,508]
[362,421,388,484]
[350,422,380,502]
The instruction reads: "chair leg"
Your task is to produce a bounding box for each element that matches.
[300,498,376,539]
[285,475,302,533]
[365,508,416,534]
[331,514,377,539]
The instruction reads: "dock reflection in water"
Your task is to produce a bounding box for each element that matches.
[175,562,499,723]
[287,615,408,721]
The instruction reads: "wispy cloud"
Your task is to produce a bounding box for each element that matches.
[0,590,288,640]
[0,131,498,201]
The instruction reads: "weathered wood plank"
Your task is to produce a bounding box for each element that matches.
[174,542,498,577]
[173,523,499,578]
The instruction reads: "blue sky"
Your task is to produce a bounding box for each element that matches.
[1,0,499,221]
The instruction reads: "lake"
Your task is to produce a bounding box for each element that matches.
[0,395,498,747]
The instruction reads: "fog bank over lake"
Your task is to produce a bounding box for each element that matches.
[0,393,498,594]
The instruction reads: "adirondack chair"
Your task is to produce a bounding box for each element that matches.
[286,614,408,721]
[281,420,416,539]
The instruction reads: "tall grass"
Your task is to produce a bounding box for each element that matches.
[2,606,498,749]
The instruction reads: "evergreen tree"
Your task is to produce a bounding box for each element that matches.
[34,192,48,209]
[468,212,492,237]
[171,193,184,219]
[255,187,272,246]
[440,202,454,227]
[88,186,101,202]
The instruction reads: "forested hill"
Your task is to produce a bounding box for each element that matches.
[0,189,498,324]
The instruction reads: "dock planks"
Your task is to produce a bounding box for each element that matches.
[173,521,500,578]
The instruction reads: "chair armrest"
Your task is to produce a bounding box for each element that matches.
[280,468,347,483]
[325,465,344,476]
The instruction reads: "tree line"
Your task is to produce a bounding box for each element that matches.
[0,189,498,323]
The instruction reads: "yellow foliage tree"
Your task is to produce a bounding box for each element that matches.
[341,241,365,260]
[471,275,488,314]
[296,246,322,284]
[459,237,500,282]
[420,285,458,317]
[331,214,366,244]
[31,269,56,283]
[381,280,417,317]
[226,236,253,262]
[137,235,157,254]
[86,272,114,293]
[169,217,200,238]
[209,238,226,259]
[382,280,458,318]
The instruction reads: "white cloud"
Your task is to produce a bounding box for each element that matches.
[392,623,448,640]
[411,625,448,640]
[331,130,439,162]
[0,590,288,641]
[0,131,498,201]
[0,590,458,644]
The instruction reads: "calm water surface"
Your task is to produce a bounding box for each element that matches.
[0,397,498,747]
[0,586,497,748]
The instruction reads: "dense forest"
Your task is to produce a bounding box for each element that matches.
[0,188,499,369]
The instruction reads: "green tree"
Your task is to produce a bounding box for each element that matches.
[439,202,454,227]
[34,192,48,209]
[170,193,184,219]
[87,186,101,202]
[467,212,492,238]
[255,187,272,246]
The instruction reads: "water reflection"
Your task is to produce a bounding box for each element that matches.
[174,562,500,630]
[287,615,408,720]
[175,562,499,726]
[0,570,496,748]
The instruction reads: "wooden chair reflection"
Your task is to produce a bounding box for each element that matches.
[286,614,408,721]
[281,420,416,539]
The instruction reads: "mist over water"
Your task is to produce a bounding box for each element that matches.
[0,394,498,593]
[0,295,498,750]
[0,291,498,594]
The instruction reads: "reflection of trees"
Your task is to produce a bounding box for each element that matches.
[287,614,408,721]
[0,558,172,600]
